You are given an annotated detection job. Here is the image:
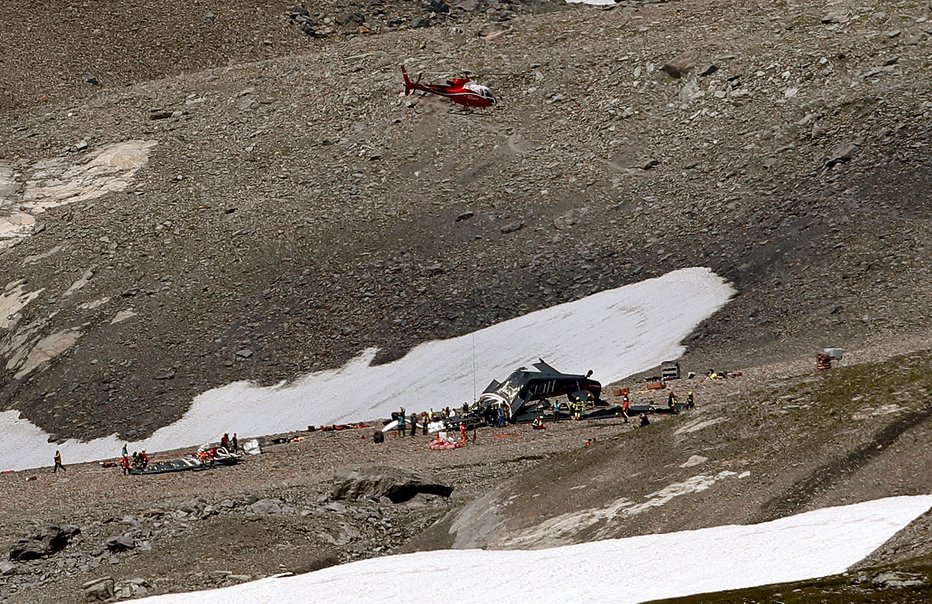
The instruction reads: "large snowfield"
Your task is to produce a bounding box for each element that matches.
[0,267,733,471]
[136,495,932,604]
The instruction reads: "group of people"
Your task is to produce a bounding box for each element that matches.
[428,422,469,450]
[380,404,479,444]
[198,447,219,465]
[219,432,239,452]
[393,405,472,438]
[199,432,239,465]
[377,387,699,448]
[116,444,150,474]
[109,432,237,475]
[666,391,696,412]
[394,407,426,438]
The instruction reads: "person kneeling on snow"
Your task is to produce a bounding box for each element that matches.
[531,416,545,430]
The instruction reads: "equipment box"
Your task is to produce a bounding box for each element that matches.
[661,361,680,381]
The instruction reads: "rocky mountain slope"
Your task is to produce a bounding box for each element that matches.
[0,0,927,442]
[0,339,928,602]
[0,0,930,599]
[409,344,932,552]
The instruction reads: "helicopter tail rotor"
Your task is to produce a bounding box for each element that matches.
[400,65,414,95]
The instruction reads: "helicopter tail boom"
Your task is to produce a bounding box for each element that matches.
[400,65,414,96]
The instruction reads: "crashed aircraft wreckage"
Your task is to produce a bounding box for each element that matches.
[463,359,619,426]
[128,446,240,475]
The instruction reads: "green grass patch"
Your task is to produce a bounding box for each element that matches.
[647,554,932,604]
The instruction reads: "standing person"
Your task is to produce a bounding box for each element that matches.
[459,422,468,443]
[53,450,66,473]
[622,394,630,423]
[552,401,561,423]
[409,413,417,437]
[421,413,428,435]
[397,408,406,438]
[686,392,695,409]
[220,432,230,449]
[667,391,677,410]
[496,406,506,431]
[121,443,128,458]
[119,455,130,475]
[231,433,239,452]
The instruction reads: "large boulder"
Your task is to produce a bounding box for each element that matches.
[329,466,453,503]
[83,577,115,601]
[661,49,701,78]
[9,524,80,561]
[105,533,135,552]
[248,498,286,515]
[114,577,151,599]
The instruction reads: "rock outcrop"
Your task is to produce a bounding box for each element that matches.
[329,466,454,503]
[9,525,80,561]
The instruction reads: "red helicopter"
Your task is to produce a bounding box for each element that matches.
[400,65,496,108]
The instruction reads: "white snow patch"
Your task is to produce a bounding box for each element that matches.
[13,328,83,379]
[110,308,137,324]
[0,267,733,471]
[0,163,16,199]
[64,267,95,296]
[133,495,932,604]
[680,455,708,468]
[629,471,738,514]
[852,404,902,421]
[674,417,727,435]
[0,212,35,242]
[79,297,111,310]
[0,141,156,244]
[22,140,157,211]
[0,281,44,330]
[500,471,740,548]
[23,244,63,265]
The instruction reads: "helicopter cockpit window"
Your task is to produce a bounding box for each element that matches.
[465,83,494,98]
